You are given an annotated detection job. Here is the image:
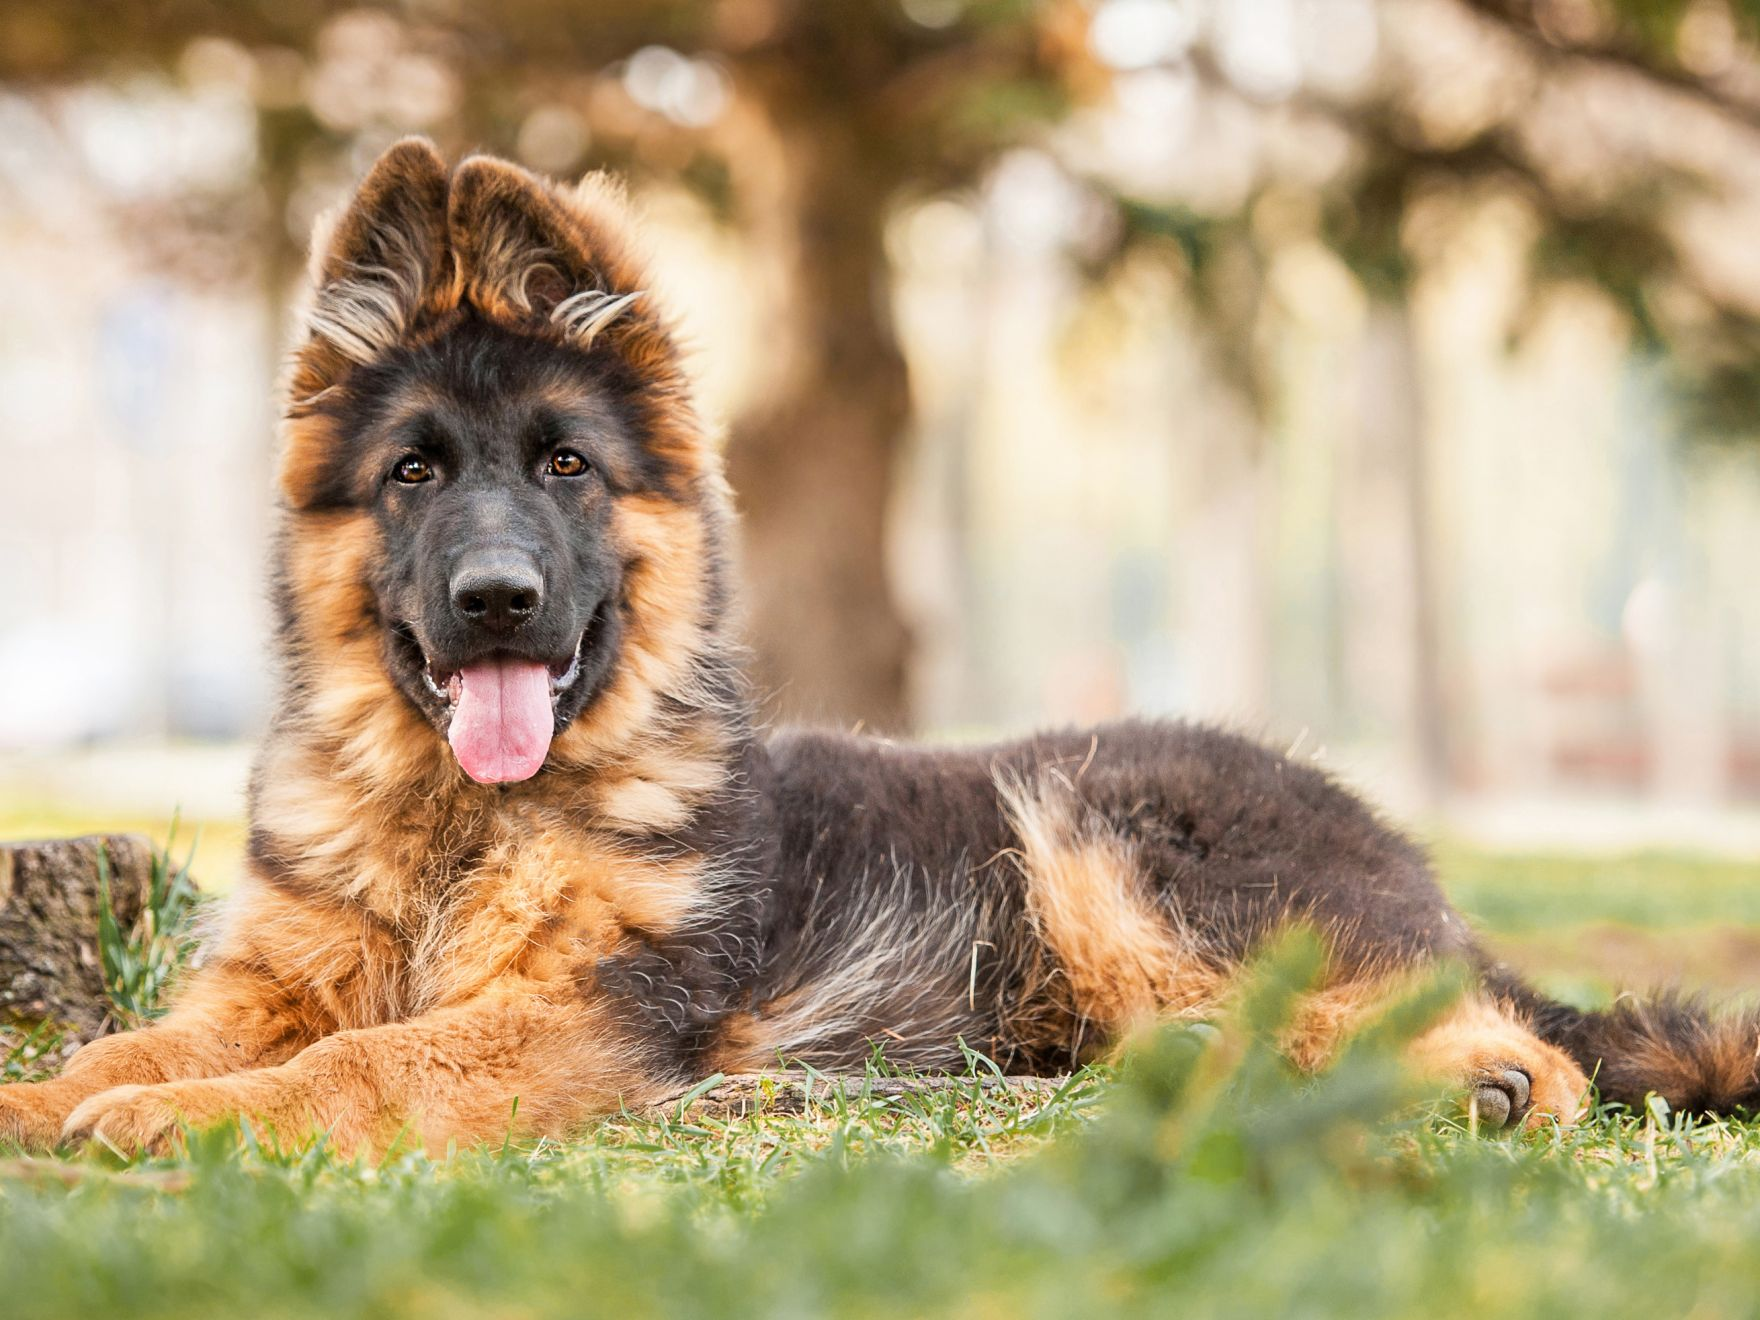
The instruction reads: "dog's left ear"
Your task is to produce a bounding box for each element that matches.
[299,137,452,374]
[447,156,647,351]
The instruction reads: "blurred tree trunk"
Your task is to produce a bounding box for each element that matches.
[1177,381,1272,725]
[1354,298,1449,805]
[725,61,914,733]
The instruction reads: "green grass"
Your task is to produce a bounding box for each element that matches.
[1435,845,1760,932]
[1434,844,1760,1005]
[5,847,1760,1317]
[2,1023,63,1085]
[95,824,203,1028]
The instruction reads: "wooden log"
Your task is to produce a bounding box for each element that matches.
[649,1072,1069,1121]
[0,835,152,1046]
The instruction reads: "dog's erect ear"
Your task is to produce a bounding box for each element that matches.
[301,137,452,370]
[448,156,645,350]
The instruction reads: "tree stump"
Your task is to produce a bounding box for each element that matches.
[0,835,152,1046]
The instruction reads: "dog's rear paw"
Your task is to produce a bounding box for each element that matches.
[1469,1066,1531,1130]
[1411,998,1589,1133]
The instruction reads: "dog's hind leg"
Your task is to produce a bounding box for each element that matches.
[994,755,1587,1130]
[1407,996,1589,1130]
[998,769,1228,1049]
[1276,977,1589,1130]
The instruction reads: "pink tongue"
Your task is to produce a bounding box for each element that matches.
[447,658,554,784]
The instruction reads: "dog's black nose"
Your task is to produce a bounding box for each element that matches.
[450,555,543,635]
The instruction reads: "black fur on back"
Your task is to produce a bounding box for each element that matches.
[595,714,1760,1114]
[593,718,1481,1077]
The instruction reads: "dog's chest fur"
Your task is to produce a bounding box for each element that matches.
[240,754,732,1029]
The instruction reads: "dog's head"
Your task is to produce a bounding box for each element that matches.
[277,139,727,787]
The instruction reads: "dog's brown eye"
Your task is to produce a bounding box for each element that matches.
[548,449,588,478]
[394,455,433,485]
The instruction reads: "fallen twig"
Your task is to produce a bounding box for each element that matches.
[0,1156,192,1192]
[647,1072,1070,1120]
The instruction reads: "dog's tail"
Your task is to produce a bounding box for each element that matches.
[1485,968,1760,1114]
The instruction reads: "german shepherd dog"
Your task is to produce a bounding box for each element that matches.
[3,140,1756,1155]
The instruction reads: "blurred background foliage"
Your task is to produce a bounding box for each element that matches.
[2,0,1760,842]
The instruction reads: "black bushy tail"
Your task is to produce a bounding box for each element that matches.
[1486,969,1760,1115]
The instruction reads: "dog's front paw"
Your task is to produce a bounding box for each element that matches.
[0,1082,82,1150]
[62,1083,214,1155]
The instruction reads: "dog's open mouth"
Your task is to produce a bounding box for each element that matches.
[417,632,587,786]
[420,635,584,708]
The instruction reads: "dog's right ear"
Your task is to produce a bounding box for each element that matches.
[297,137,452,384]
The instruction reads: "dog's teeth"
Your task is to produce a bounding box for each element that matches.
[550,636,585,696]
[422,667,461,705]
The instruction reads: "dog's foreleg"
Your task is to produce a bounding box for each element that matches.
[58,986,648,1155]
[0,960,328,1150]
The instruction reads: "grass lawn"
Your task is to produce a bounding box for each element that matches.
[3,844,1760,1318]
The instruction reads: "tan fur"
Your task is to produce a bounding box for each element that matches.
[551,495,723,772]
[1271,974,1584,1125]
[60,993,660,1155]
[993,766,1588,1127]
[1278,974,1412,1073]
[706,1012,775,1074]
[0,946,334,1148]
[1000,770,1227,1040]
[1599,999,1760,1104]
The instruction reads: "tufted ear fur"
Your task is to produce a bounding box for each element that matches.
[281,145,698,504]
[298,137,452,382]
[447,156,646,351]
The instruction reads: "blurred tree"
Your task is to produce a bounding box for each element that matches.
[0,0,1092,733]
[3,0,1760,743]
[1076,0,1760,796]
